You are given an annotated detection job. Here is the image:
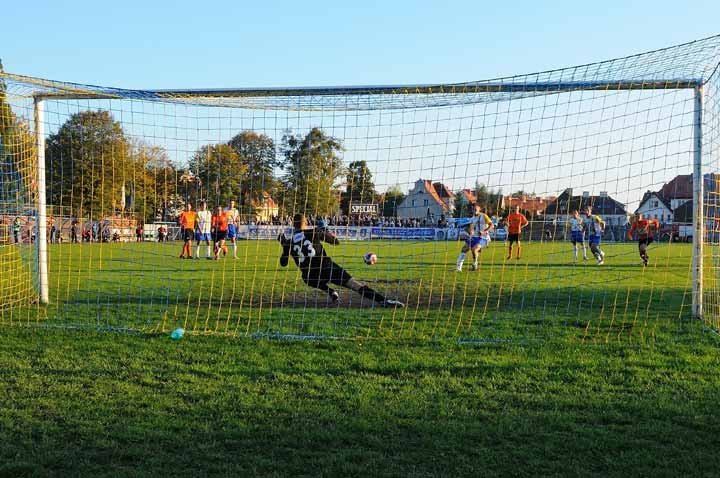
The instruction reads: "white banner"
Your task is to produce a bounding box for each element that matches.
[350,203,379,215]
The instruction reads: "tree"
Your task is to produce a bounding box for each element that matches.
[132,141,181,223]
[380,185,405,218]
[280,128,345,217]
[341,160,377,214]
[472,181,503,215]
[46,110,134,217]
[0,60,36,209]
[188,143,247,207]
[454,193,470,218]
[227,130,278,211]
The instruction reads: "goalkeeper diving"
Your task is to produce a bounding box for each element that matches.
[278,214,404,308]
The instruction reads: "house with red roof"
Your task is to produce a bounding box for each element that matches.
[501,194,557,217]
[635,174,693,224]
[249,192,279,222]
[397,179,455,219]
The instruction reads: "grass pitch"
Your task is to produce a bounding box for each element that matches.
[1,327,719,477]
[1,240,719,476]
[3,238,712,343]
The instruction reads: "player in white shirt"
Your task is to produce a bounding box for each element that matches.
[583,206,606,265]
[567,210,588,262]
[455,211,494,272]
[195,200,213,259]
[225,200,240,259]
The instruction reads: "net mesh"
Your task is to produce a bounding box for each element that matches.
[1,34,720,342]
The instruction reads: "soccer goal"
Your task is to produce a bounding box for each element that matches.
[1,35,719,342]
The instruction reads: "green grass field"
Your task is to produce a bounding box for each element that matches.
[3,238,717,343]
[1,240,720,476]
[1,327,720,477]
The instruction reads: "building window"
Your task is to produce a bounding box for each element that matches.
[411,199,416,207]
[652,200,659,208]
[423,199,429,206]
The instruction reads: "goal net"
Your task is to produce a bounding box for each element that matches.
[1,35,720,342]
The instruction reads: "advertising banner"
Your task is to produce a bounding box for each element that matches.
[349,203,379,215]
[237,225,453,241]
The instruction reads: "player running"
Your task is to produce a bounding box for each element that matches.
[178,203,198,259]
[455,211,494,272]
[212,206,229,260]
[225,200,240,259]
[584,206,606,265]
[568,209,588,262]
[627,213,659,266]
[194,201,213,259]
[506,206,529,260]
[279,214,404,308]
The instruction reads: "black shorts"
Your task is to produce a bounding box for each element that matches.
[508,233,520,243]
[303,261,352,288]
[638,237,654,247]
[214,230,227,242]
[183,228,194,241]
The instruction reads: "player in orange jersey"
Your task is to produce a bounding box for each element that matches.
[506,206,529,260]
[211,206,230,260]
[178,203,198,259]
[627,213,660,266]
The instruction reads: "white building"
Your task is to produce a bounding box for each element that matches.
[635,192,675,224]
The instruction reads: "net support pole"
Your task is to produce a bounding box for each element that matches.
[33,97,49,304]
[692,85,704,319]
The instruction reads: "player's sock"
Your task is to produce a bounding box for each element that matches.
[232,242,237,258]
[357,285,387,304]
[206,245,211,258]
[507,245,513,259]
[195,244,200,258]
[516,246,521,259]
[456,252,466,270]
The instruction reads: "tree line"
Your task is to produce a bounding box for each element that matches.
[42,110,388,223]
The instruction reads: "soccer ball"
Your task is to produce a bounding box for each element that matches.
[363,252,378,265]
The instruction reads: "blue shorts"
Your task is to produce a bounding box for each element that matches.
[467,237,489,248]
[227,224,237,239]
[570,231,584,243]
[195,232,212,242]
[588,234,601,246]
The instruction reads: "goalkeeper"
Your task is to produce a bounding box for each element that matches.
[278,214,404,308]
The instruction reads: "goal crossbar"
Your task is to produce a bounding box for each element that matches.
[28,79,704,101]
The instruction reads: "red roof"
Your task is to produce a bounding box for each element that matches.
[422,180,450,210]
[658,174,693,200]
[433,182,455,199]
[250,192,278,209]
[504,195,556,213]
[460,189,476,203]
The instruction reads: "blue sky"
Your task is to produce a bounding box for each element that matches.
[3,0,720,89]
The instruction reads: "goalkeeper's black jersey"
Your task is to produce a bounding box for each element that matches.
[280,228,339,278]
